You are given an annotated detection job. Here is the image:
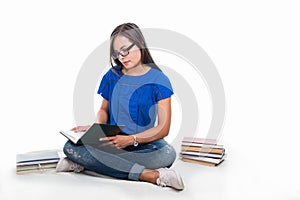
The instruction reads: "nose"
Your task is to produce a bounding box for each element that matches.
[118,54,125,60]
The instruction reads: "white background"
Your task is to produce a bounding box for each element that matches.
[0,0,299,200]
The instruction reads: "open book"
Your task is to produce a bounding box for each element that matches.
[59,130,86,144]
[59,123,125,145]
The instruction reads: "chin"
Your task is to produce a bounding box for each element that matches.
[123,64,135,70]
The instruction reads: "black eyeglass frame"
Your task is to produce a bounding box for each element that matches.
[112,43,136,59]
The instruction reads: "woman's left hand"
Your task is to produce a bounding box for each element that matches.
[100,135,133,149]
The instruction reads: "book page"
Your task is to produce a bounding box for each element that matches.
[60,130,85,143]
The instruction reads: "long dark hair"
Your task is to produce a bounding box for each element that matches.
[110,23,161,73]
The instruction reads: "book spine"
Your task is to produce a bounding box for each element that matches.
[16,167,57,174]
[16,159,60,166]
[182,137,218,145]
[180,155,224,164]
[181,157,218,167]
[181,146,224,154]
[181,142,223,148]
[180,152,224,159]
[16,163,57,171]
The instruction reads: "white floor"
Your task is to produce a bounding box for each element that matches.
[1,137,299,200]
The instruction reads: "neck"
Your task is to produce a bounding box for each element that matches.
[122,64,149,76]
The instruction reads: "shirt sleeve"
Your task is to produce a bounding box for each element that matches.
[155,75,174,102]
[97,72,110,101]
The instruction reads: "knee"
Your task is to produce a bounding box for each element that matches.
[153,145,177,168]
[165,145,177,166]
[63,141,81,160]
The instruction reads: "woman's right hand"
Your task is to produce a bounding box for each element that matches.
[70,125,91,132]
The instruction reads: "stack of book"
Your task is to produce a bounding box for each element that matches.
[16,150,61,174]
[180,137,226,167]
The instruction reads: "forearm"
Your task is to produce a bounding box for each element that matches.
[97,108,108,124]
[135,124,170,144]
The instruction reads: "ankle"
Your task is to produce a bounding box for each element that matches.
[56,157,84,173]
[139,169,159,184]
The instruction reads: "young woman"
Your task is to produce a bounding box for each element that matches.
[56,23,184,190]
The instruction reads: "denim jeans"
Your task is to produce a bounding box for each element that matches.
[63,139,176,181]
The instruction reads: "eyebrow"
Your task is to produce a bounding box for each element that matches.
[115,44,130,51]
[119,45,126,50]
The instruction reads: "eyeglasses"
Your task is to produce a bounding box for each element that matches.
[112,43,135,59]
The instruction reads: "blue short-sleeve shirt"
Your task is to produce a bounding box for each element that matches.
[97,66,173,134]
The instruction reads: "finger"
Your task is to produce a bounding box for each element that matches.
[99,136,116,141]
[70,127,84,132]
[74,128,83,133]
[99,137,109,141]
[105,141,114,146]
[97,141,112,147]
[70,127,77,131]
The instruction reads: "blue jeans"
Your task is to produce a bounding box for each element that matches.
[63,139,176,181]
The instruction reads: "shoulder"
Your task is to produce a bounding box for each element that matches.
[150,68,172,84]
[102,66,122,80]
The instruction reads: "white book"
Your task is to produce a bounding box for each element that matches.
[180,154,227,164]
[181,141,223,149]
[59,130,86,144]
[16,159,60,166]
[180,151,224,159]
